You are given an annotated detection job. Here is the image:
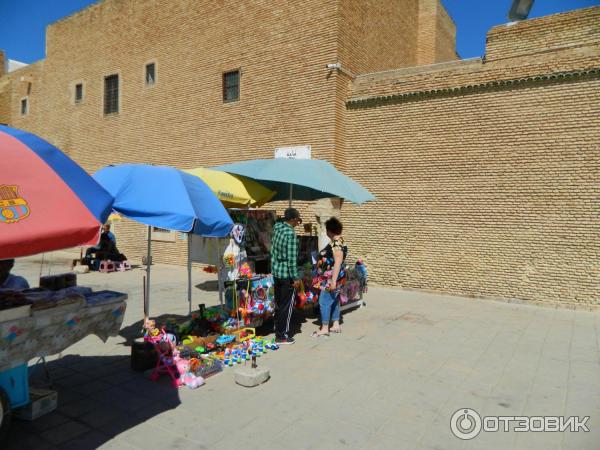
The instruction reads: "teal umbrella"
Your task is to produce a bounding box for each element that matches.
[213,159,375,205]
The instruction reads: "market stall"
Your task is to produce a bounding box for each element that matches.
[191,208,368,317]
[92,164,278,389]
[93,164,234,317]
[0,282,127,399]
[213,157,375,312]
[190,209,278,329]
[0,289,127,372]
[99,157,373,392]
[184,166,276,313]
[0,125,119,439]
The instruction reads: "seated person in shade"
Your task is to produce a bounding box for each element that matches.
[95,233,122,261]
[84,232,126,268]
[102,223,116,244]
[85,223,116,259]
[0,259,30,290]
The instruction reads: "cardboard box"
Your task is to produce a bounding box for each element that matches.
[13,388,57,421]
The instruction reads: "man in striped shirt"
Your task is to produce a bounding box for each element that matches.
[270,208,303,345]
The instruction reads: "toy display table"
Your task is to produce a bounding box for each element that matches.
[0,294,127,439]
[0,295,127,372]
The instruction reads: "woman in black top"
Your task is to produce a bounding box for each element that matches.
[312,217,347,337]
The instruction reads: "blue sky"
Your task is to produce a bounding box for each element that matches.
[0,0,598,63]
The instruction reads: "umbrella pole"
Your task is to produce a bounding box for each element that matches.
[289,183,293,208]
[146,226,152,317]
[143,275,147,319]
[217,238,224,309]
[187,234,192,316]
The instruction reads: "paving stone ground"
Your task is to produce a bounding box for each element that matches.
[4,252,600,449]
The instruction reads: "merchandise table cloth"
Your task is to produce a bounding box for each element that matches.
[0,299,127,371]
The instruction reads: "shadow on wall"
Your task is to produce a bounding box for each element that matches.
[6,354,181,450]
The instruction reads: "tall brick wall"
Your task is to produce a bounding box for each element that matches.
[486,6,600,61]
[0,0,433,265]
[417,0,457,65]
[337,0,420,75]
[345,7,600,308]
[434,1,458,62]
[1,62,44,132]
[4,0,343,264]
[0,77,10,125]
[5,1,596,309]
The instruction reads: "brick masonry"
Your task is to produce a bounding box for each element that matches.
[1,0,453,262]
[1,2,598,308]
[343,7,600,309]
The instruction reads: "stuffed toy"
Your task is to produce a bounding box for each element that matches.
[239,262,252,279]
[175,358,204,389]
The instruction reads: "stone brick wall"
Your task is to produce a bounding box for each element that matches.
[433,1,458,62]
[0,0,440,266]
[0,76,10,125]
[344,6,600,308]
[2,1,597,309]
[337,0,419,75]
[0,62,44,133]
[417,0,457,65]
[486,6,600,61]
[334,0,455,186]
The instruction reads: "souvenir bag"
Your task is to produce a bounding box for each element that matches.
[251,275,275,314]
[315,239,348,296]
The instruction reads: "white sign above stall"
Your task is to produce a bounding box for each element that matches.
[274,145,311,159]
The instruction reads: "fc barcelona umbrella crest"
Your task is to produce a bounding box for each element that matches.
[0,185,30,224]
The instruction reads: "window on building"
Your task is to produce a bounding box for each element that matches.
[151,227,176,242]
[20,98,28,116]
[75,83,83,103]
[104,74,119,115]
[223,70,240,102]
[145,63,155,85]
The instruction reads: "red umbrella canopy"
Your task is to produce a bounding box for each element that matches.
[0,125,113,258]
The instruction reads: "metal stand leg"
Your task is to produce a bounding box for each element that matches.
[29,357,52,388]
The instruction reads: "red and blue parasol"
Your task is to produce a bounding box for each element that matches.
[0,125,113,259]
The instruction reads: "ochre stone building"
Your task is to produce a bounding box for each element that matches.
[1,1,598,309]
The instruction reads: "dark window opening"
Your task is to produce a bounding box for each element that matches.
[145,63,155,85]
[75,83,83,103]
[20,98,28,116]
[223,70,240,102]
[104,74,119,115]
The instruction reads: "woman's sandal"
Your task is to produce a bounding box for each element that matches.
[330,327,342,334]
[311,331,329,338]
